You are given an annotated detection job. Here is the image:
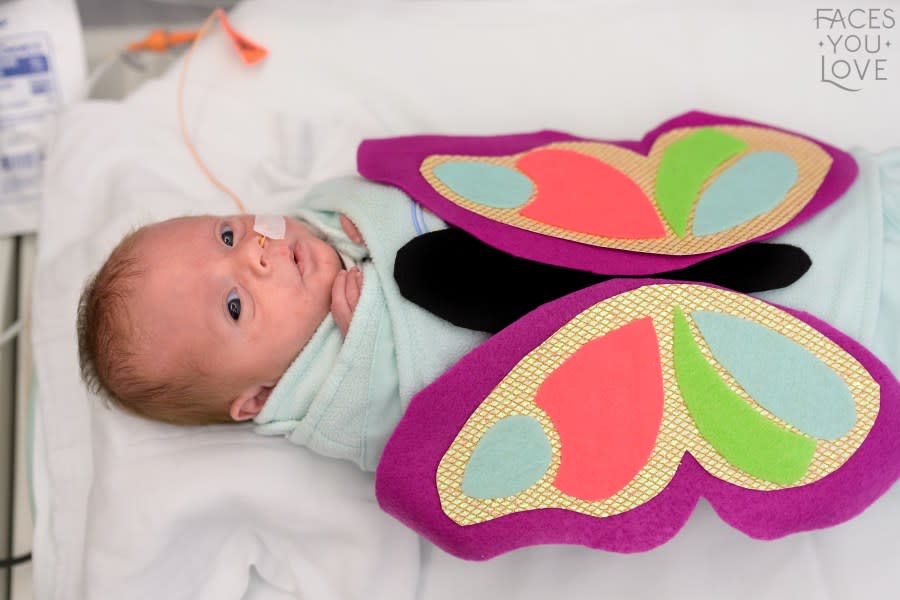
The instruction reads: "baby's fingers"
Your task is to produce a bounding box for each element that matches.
[331,268,363,336]
[345,267,363,311]
[340,214,365,245]
[331,271,352,335]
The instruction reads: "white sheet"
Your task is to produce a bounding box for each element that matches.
[32,0,900,598]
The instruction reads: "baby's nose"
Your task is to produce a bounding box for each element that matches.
[241,234,271,273]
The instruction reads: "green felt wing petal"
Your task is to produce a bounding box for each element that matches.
[672,307,816,484]
[654,128,747,238]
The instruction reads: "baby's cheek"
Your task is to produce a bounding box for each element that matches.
[286,216,321,242]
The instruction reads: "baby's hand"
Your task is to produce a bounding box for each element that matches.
[331,267,363,336]
[340,214,365,245]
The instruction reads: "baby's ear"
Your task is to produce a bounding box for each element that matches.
[229,385,273,421]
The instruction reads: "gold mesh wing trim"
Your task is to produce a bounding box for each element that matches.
[420,126,833,255]
[436,284,880,526]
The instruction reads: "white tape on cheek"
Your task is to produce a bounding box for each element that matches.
[253,215,286,240]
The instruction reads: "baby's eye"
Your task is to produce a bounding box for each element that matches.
[226,290,241,321]
[221,224,235,247]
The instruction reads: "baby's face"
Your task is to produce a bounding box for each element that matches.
[133,214,343,418]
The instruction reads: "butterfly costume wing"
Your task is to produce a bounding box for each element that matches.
[375,280,900,560]
[358,111,858,275]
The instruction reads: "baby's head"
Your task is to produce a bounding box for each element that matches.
[77,214,343,425]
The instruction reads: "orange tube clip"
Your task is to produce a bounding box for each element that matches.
[218,10,268,65]
[126,29,200,53]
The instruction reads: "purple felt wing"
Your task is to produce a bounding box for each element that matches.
[357,111,858,275]
[375,279,900,560]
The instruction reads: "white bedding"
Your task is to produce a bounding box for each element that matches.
[32,1,900,598]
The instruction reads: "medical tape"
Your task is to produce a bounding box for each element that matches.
[254,214,286,247]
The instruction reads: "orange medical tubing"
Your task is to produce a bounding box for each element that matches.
[176,9,248,215]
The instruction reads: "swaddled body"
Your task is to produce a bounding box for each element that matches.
[253,177,487,470]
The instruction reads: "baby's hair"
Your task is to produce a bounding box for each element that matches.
[77,226,233,426]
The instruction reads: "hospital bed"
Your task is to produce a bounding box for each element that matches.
[27,0,900,598]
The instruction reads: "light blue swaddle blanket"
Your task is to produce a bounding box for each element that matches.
[254,177,488,471]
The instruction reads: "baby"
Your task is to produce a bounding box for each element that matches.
[78,176,489,470]
[78,212,363,425]
[78,144,900,471]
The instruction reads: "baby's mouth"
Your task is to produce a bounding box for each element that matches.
[292,243,304,276]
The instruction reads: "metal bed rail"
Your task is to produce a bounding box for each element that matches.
[0,234,35,600]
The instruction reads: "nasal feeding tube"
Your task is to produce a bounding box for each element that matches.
[254,214,286,248]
